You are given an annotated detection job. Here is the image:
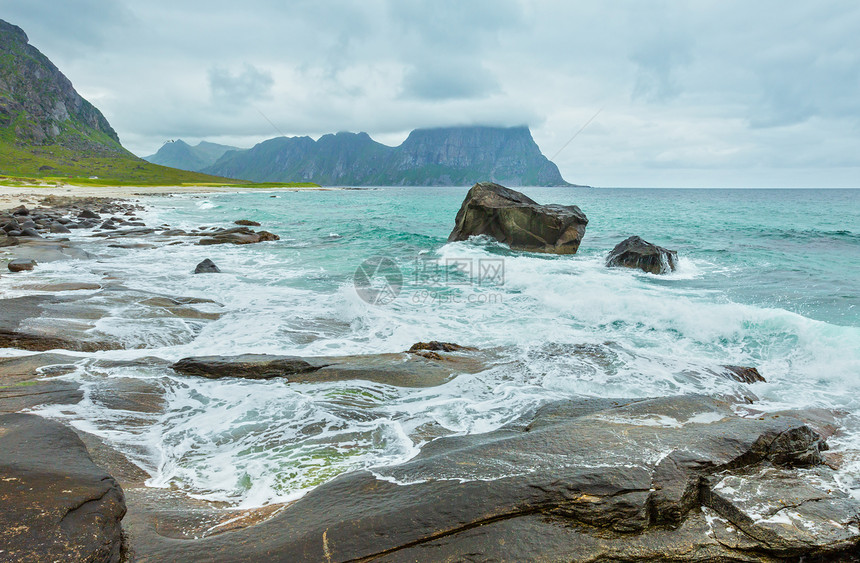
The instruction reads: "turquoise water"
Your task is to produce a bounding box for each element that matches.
[17,186,860,507]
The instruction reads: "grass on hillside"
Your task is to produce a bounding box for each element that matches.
[0,139,318,188]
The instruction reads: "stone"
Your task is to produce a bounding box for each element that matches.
[124,395,858,562]
[19,227,41,237]
[194,258,221,274]
[10,204,29,216]
[408,341,475,353]
[7,258,37,272]
[721,365,766,383]
[0,413,126,562]
[606,235,678,274]
[448,182,588,254]
[50,223,71,233]
[78,209,100,219]
[172,354,321,380]
[197,227,280,245]
[171,351,488,387]
[234,219,261,226]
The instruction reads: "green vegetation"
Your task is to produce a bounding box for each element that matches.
[0,139,319,187]
[0,380,42,390]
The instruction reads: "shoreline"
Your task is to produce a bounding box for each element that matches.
[0,184,345,212]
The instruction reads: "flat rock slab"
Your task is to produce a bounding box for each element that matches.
[0,237,96,262]
[171,349,489,387]
[127,395,860,562]
[0,413,126,562]
[0,353,82,412]
[448,182,588,254]
[0,290,222,352]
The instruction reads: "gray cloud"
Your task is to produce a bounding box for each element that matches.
[401,60,499,100]
[208,64,274,107]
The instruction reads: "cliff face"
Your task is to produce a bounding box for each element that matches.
[204,126,571,186]
[391,126,567,186]
[0,19,123,154]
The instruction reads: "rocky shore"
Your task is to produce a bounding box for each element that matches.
[2,191,860,562]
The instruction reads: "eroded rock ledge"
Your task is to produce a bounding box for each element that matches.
[0,413,127,563]
[128,395,860,562]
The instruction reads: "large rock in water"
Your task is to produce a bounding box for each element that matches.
[0,413,126,562]
[448,182,588,254]
[606,235,678,274]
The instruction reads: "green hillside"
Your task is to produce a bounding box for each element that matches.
[0,19,247,186]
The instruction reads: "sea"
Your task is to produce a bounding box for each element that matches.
[7,186,860,508]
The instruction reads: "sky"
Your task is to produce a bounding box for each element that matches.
[2,0,859,187]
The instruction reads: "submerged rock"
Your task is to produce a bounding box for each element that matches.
[448,182,588,254]
[606,235,678,274]
[0,413,126,563]
[193,258,221,274]
[234,219,261,226]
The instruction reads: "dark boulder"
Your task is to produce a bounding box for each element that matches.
[10,205,29,216]
[172,354,321,380]
[234,219,261,226]
[193,258,221,274]
[0,413,126,563]
[722,365,766,383]
[50,223,71,234]
[19,227,42,237]
[197,227,280,245]
[448,182,588,254]
[2,218,20,232]
[78,209,100,219]
[606,236,678,274]
[8,258,37,272]
[99,220,118,230]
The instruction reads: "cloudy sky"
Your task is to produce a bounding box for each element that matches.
[2,0,859,187]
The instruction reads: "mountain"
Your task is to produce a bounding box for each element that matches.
[0,19,240,185]
[204,126,572,186]
[144,140,239,172]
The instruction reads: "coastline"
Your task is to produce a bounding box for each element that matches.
[0,184,343,212]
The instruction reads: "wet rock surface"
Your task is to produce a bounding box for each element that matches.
[193,258,221,273]
[121,395,860,562]
[0,290,222,351]
[606,235,679,274]
[7,258,36,272]
[0,413,126,563]
[172,346,489,387]
[448,182,588,254]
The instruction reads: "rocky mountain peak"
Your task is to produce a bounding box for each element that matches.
[0,18,122,153]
